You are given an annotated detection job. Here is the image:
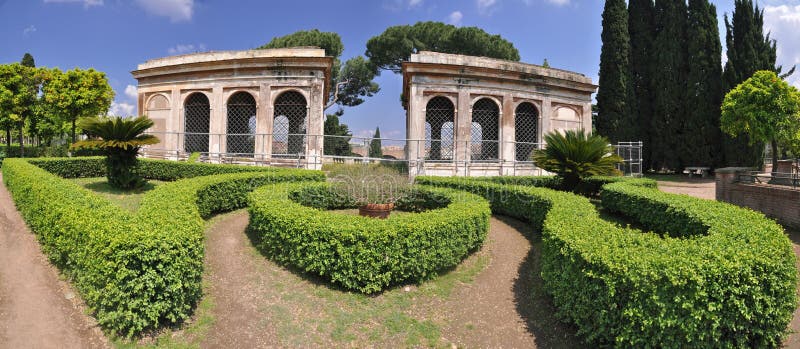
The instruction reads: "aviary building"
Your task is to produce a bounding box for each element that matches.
[132,48,597,175]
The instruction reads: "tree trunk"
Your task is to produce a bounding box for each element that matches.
[71,119,77,144]
[771,139,779,176]
[17,124,24,157]
[5,128,10,151]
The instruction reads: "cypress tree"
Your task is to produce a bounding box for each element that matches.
[721,0,779,167]
[628,0,655,170]
[683,0,723,167]
[21,53,35,68]
[650,0,688,170]
[596,0,635,143]
[369,127,382,158]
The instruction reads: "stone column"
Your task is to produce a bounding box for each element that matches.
[168,88,181,158]
[582,102,592,133]
[407,85,423,164]
[541,98,552,139]
[501,93,515,175]
[209,86,224,160]
[307,81,325,169]
[456,90,471,176]
[255,83,270,161]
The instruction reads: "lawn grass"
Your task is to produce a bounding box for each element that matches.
[68,177,164,212]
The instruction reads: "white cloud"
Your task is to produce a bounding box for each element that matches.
[476,0,497,14]
[43,0,103,8]
[409,0,423,7]
[109,102,135,116]
[135,0,193,22]
[763,5,800,87]
[545,0,569,5]
[22,25,36,36]
[167,43,206,55]
[448,11,463,25]
[124,85,138,100]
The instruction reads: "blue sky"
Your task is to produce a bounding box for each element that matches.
[2,0,799,140]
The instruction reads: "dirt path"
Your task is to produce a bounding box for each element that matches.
[201,211,581,348]
[0,174,109,349]
[655,177,716,200]
[202,212,279,348]
[434,216,583,348]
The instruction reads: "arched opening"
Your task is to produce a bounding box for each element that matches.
[226,92,256,154]
[272,91,308,157]
[471,98,499,160]
[425,96,455,161]
[515,102,539,161]
[183,93,210,153]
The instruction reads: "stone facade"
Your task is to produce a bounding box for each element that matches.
[132,48,332,168]
[402,52,597,176]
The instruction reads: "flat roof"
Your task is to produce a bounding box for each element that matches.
[136,47,328,71]
[406,51,594,85]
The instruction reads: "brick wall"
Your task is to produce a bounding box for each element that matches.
[716,167,800,229]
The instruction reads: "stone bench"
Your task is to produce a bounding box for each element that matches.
[684,167,710,178]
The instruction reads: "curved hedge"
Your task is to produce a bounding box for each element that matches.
[1,158,323,336]
[247,183,491,293]
[416,176,797,348]
[26,156,288,180]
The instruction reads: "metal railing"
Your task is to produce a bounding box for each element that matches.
[140,131,643,177]
[738,171,800,189]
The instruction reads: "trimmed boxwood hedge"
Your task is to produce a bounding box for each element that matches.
[416,176,797,348]
[1,157,323,336]
[247,183,490,293]
[26,156,288,180]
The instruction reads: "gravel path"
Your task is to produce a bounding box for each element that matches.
[0,174,109,349]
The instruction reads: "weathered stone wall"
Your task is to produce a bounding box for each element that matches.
[716,167,800,229]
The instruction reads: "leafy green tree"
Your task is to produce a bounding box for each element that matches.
[258,29,379,110]
[650,0,688,170]
[532,129,623,191]
[682,0,723,167]
[721,71,800,174]
[41,67,114,143]
[542,59,550,68]
[596,0,635,143]
[0,63,40,156]
[323,112,352,156]
[72,116,159,189]
[369,127,383,158]
[628,0,656,170]
[721,0,794,167]
[365,21,520,74]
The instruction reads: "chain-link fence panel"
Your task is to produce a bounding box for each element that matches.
[184,93,210,153]
[226,92,256,154]
[273,91,307,157]
[515,102,538,161]
[424,96,455,161]
[471,98,499,161]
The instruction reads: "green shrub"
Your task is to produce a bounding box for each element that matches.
[26,156,291,180]
[470,175,563,189]
[416,176,796,348]
[574,175,657,197]
[247,183,490,293]
[1,158,323,336]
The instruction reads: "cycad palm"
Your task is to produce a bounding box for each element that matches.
[72,116,159,189]
[532,129,622,190]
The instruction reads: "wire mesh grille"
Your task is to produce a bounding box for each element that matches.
[515,102,538,161]
[184,93,210,153]
[424,96,455,161]
[471,98,499,160]
[226,92,256,154]
[272,91,307,157]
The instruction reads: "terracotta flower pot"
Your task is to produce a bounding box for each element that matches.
[358,203,394,219]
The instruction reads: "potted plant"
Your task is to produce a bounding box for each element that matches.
[329,164,410,219]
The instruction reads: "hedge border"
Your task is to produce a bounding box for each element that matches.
[416,176,796,348]
[247,182,491,293]
[1,157,324,336]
